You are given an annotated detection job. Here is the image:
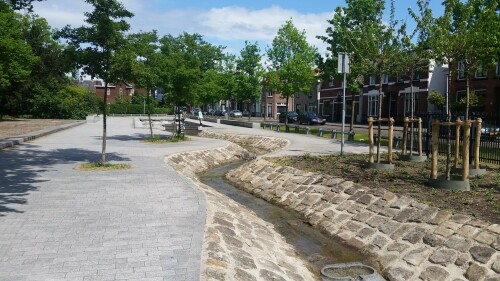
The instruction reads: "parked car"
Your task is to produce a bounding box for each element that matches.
[481,123,500,136]
[279,111,299,123]
[298,112,326,125]
[229,110,242,117]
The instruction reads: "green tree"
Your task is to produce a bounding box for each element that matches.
[266,19,317,125]
[0,3,37,117]
[19,13,73,116]
[128,31,159,137]
[30,85,100,119]
[431,0,499,120]
[428,90,446,111]
[158,33,225,110]
[2,0,44,11]
[235,41,263,119]
[57,0,133,164]
[319,0,385,131]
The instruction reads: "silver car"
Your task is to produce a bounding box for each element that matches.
[229,110,242,117]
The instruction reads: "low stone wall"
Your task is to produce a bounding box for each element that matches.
[199,130,289,155]
[226,159,500,281]
[165,142,318,281]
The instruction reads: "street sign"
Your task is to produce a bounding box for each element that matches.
[338,53,350,74]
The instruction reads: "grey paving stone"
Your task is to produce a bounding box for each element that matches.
[0,117,225,280]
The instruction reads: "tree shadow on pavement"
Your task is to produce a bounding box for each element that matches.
[0,144,130,216]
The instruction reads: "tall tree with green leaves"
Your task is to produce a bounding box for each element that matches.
[0,3,37,117]
[318,0,385,131]
[431,0,500,121]
[57,0,133,164]
[128,31,159,137]
[2,0,44,11]
[20,13,73,114]
[235,41,263,119]
[158,33,225,110]
[266,19,317,125]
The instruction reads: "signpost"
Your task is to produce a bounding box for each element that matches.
[338,52,350,155]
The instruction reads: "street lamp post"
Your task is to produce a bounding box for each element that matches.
[338,52,350,155]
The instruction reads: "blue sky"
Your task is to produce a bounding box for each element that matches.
[33,0,445,57]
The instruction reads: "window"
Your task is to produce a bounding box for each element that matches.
[130,88,134,96]
[267,91,273,98]
[382,74,389,84]
[106,88,110,96]
[475,65,487,78]
[412,70,421,81]
[328,76,334,87]
[473,89,487,109]
[396,73,404,83]
[267,103,273,117]
[404,93,420,115]
[367,95,378,116]
[322,101,331,116]
[369,75,376,85]
[458,61,465,80]
[456,90,466,102]
[309,103,316,113]
[295,103,301,112]
[119,88,123,96]
[304,104,308,112]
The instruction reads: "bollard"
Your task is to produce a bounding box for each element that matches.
[276,124,281,132]
[270,123,274,130]
[331,130,338,139]
[285,124,290,132]
[318,128,323,137]
[348,131,355,141]
[306,127,310,135]
[294,126,299,133]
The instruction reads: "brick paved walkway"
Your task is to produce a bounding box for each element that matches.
[0,117,225,281]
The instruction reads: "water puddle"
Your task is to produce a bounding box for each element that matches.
[199,160,371,276]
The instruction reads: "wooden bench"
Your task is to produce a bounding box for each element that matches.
[163,123,200,136]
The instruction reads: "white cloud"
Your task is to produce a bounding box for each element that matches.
[31,1,333,55]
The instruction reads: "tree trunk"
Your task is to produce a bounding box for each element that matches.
[101,81,108,164]
[285,96,289,126]
[465,74,470,122]
[376,73,383,163]
[410,72,415,156]
[350,90,355,131]
[147,89,153,138]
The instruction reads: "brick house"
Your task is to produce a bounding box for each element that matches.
[261,89,290,119]
[317,61,448,124]
[449,61,500,121]
[94,82,145,104]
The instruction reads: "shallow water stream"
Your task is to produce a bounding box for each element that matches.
[199,160,370,276]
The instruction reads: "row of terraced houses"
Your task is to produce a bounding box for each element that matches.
[263,61,500,125]
[80,61,500,125]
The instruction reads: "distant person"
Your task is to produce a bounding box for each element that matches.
[198,110,203,126]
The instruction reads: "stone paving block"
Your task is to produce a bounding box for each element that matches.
[429,248,457,265]
[488,224,500,235]
[475,230,498,245]
[403,247,432,266]
[469,245,496,264]
[386,266,414,281]
[466,262,489,281]
[445,235,473,252]
[420,265,450,281]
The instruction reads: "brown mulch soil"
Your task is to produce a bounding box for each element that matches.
[266,153,500,224]
[0,118,78,140]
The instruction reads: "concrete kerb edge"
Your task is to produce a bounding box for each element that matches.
[0,121,86,150]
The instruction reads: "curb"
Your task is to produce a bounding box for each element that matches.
[0,121,86,150]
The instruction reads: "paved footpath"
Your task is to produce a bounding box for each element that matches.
[0,116,375,281]
[0,117,229,281]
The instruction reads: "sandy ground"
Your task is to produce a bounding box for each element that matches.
[0,119,79,140]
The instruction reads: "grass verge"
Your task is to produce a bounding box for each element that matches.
[76,162,132,171]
